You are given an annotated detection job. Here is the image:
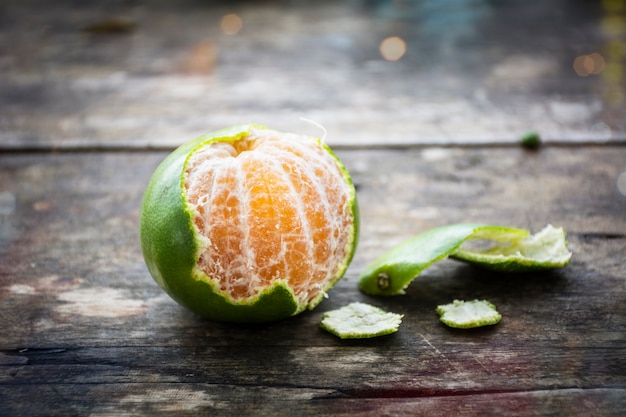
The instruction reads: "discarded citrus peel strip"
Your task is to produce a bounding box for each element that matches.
[358,224,571,296]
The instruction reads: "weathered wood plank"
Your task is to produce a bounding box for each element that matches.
[0,385,624,417]
[0,0,624,149]
[1,341,625,389]
[1,147,625,415]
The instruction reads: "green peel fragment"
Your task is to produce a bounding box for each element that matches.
[520,131,541,149]
[320,302,403,339]
[452,224,572,272]
[436,299,502,329]
[358,224,571,296]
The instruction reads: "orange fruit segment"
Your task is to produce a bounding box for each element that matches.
[140,124,359,322]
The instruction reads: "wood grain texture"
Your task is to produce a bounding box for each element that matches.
[0,0,624,149]
[1,147,625,415]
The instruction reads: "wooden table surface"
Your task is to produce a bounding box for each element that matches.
[1,1,625,416]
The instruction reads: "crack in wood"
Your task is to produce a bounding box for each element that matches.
[338,387,626,400]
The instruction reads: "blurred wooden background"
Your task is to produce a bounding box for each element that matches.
[1,0,625,149]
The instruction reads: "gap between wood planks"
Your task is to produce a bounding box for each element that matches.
[0,141,625,155]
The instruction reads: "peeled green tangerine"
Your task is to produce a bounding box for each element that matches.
[358,224,571,296]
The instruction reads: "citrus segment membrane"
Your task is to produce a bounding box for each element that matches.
[358,224,571,296]
[140,124,358,322]
[320,302,403,339]
[436,299,502,329]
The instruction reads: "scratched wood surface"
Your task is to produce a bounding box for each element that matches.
[2,0,626,415]
[1,147,625,416]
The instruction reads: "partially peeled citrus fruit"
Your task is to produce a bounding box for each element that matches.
[140,124,359,322]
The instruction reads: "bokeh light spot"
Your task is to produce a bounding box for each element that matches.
[603,0,626,13]
[606,40,626,59]
[602,15,626,36]
[221,13,243,35]
[573,53,606,76]
[604,61,624,82]
[380,36,406,61]
[182,40,217,74]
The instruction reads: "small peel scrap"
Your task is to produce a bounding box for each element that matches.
[436,299,502,329]
[359,224,571,296]
[320,302,403,339]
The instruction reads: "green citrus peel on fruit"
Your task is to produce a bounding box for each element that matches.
[358,224,571,296]
[140,124,359,323]
[436,299,502,329]
[320,302,403,339]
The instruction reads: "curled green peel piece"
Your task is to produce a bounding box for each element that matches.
[358,224,571,296]
[452,224,571,272]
